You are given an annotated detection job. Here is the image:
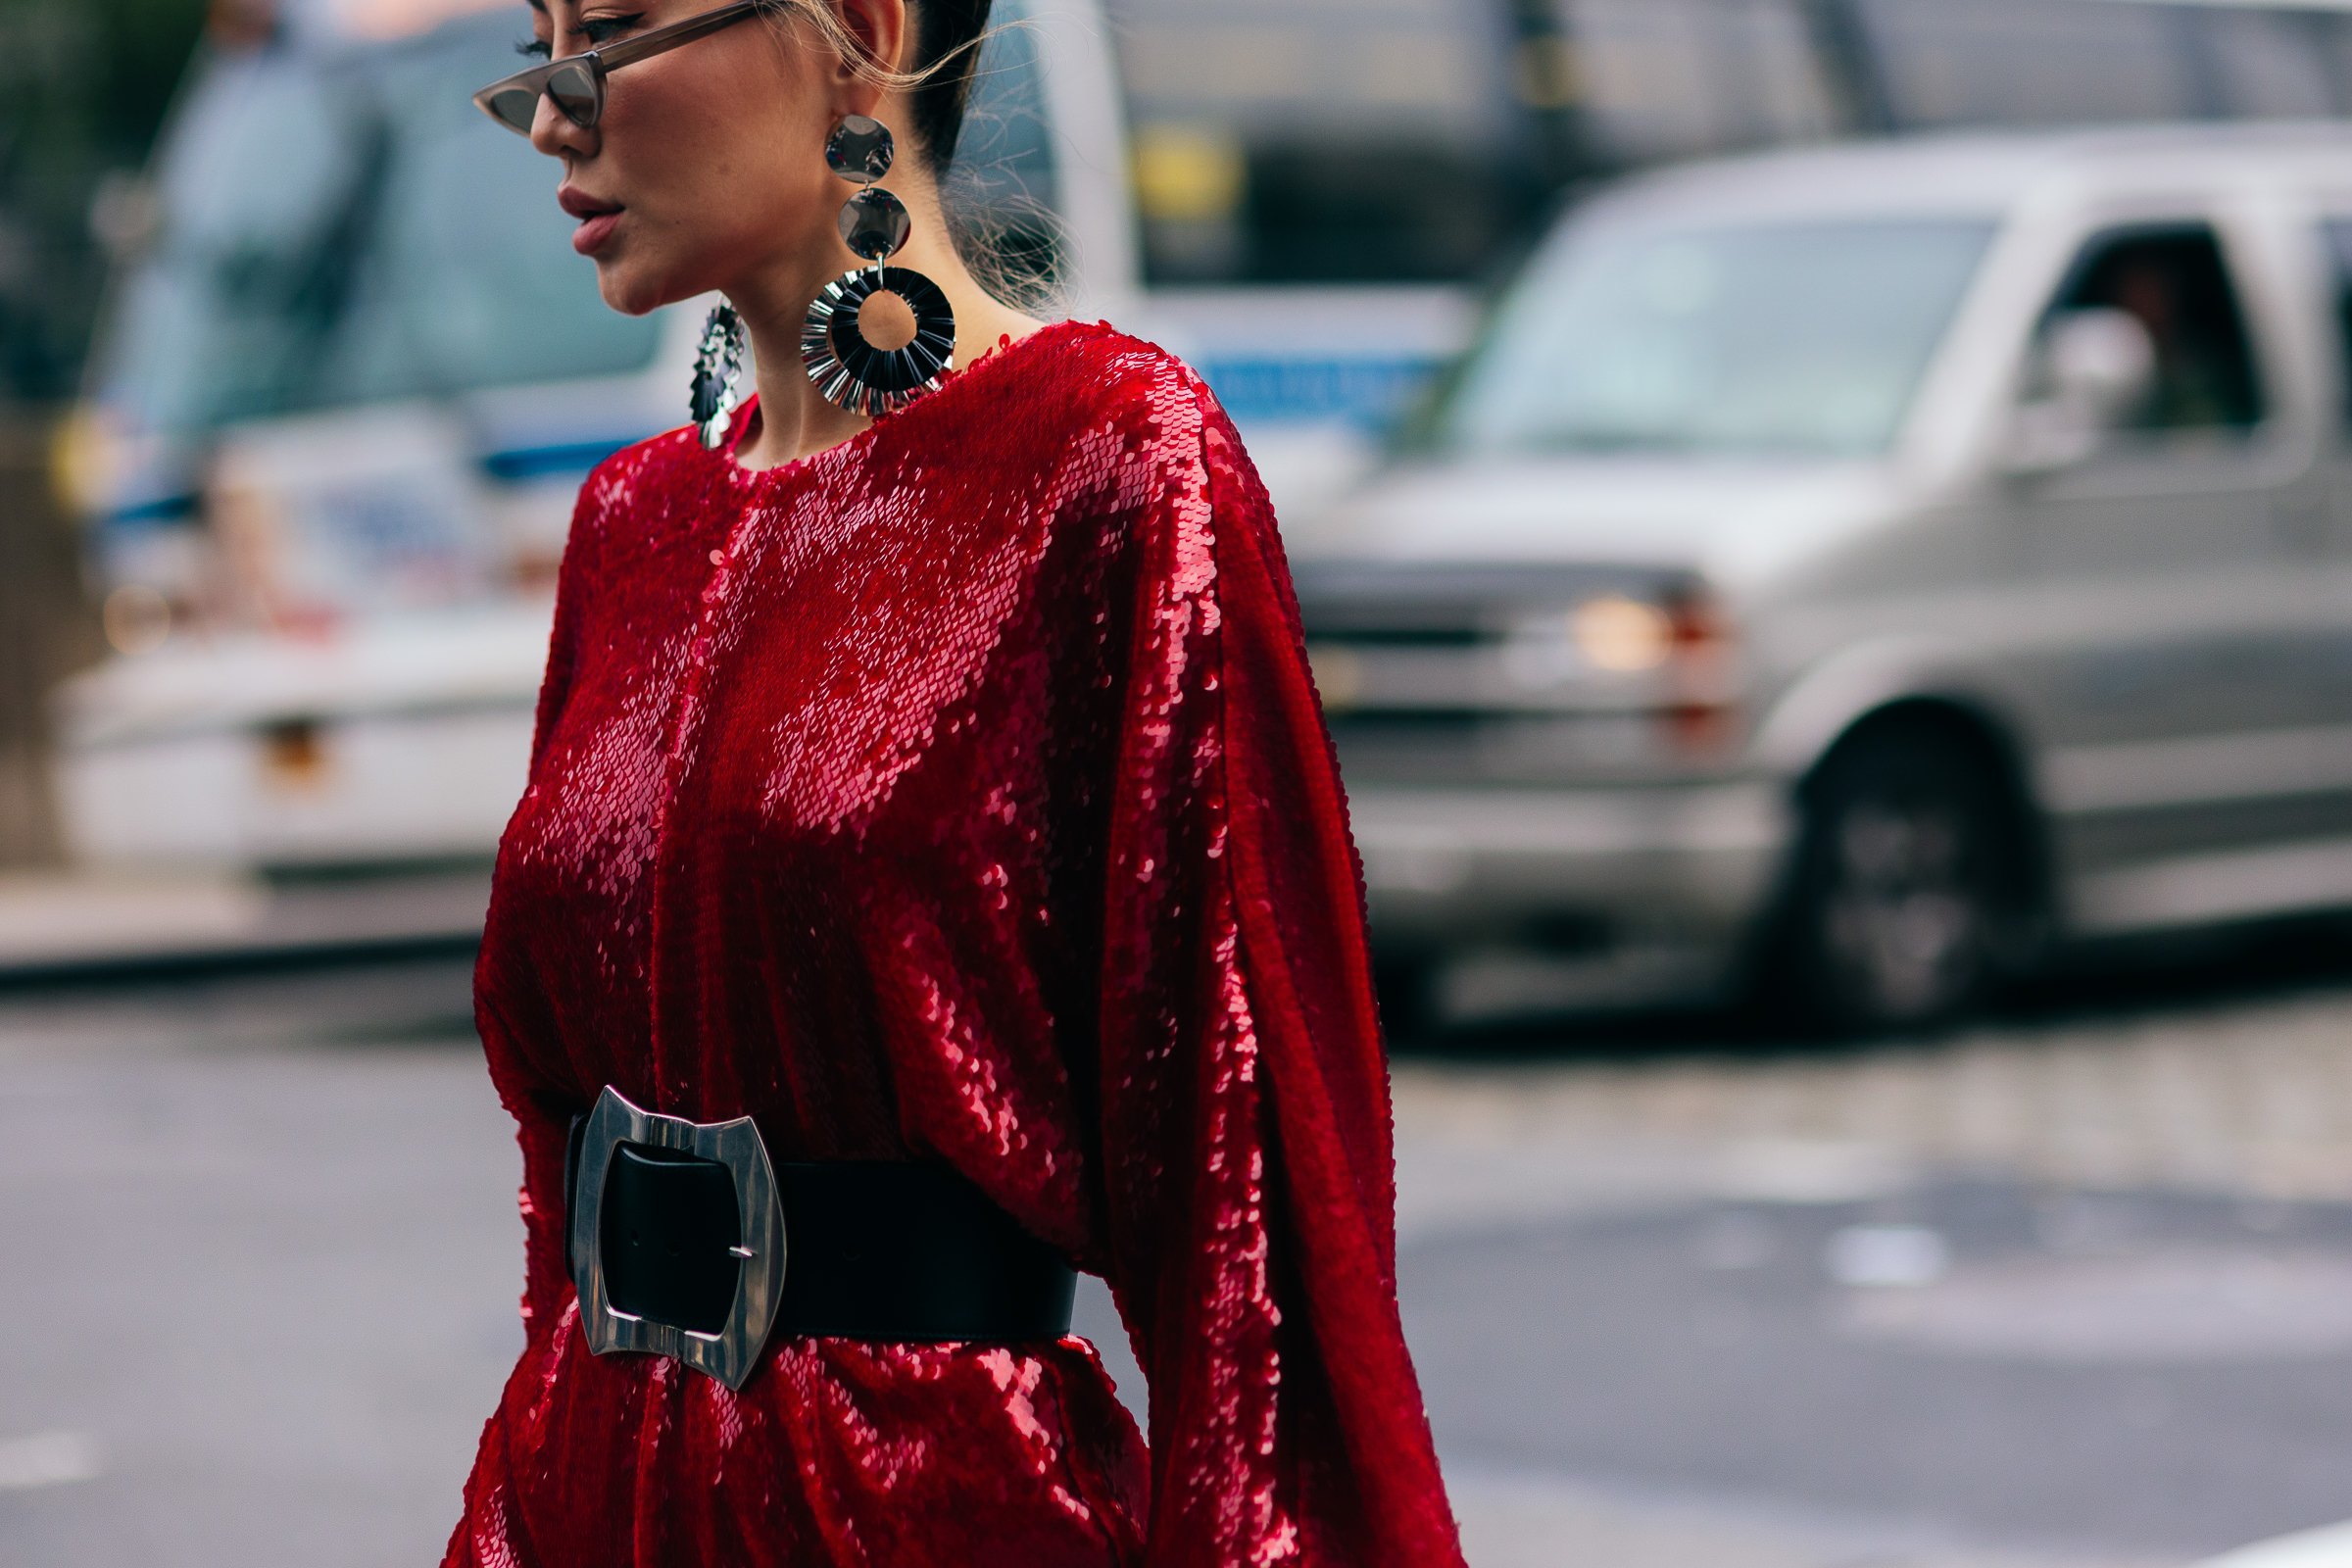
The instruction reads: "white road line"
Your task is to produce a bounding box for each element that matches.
[1444,1463,2180,1568]
[0,1430,105,1491]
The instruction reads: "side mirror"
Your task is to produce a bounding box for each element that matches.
[2000,308,2156,475]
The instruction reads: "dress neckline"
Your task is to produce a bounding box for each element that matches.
[712,317,1102,485]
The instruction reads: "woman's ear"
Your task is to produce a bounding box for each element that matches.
[831,0,912,84]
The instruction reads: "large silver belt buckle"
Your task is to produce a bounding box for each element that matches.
[569,1085,787,1391]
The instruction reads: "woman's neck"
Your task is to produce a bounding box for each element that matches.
[723,173,1045,472]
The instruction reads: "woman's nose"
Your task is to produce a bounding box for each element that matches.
[530,91,599,160]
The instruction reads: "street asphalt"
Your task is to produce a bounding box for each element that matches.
[6,940,2352,1567]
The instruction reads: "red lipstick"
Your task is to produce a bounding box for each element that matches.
[559,185,623,256]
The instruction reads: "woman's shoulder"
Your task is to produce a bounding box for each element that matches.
[565,422,721,537]
[973,318,1221,437]
[580,423,710,499]
[546,424,725,593]
[948,322,1264,531]
[976,319,1276,547]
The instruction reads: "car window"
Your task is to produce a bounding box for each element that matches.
[318,18,662,405]
[100,8,1066,438]
[98,50,371,433]
[2046,223,2265,431]
[1430,218,1994,459]
[95,15,660,439]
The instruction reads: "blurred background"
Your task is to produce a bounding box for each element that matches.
[9,0,2352,1564]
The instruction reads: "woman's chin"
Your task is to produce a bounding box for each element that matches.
[595,261,675,319]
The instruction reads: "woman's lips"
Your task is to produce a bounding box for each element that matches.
[571,210,622,255]
[558,187,623,256]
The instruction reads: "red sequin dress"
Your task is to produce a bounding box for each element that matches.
[446,321,1464,1568]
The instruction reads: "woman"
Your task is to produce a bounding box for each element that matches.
[447,1,1465,1563]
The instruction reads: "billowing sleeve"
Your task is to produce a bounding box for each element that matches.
[522,472,600,776]
[1093,371,1467,1567]
[473,465,607,1342]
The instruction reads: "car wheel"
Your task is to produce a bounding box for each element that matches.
[1771,722,2022,1035]
[1373,953,1441,1048]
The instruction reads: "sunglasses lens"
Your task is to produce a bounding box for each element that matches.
[548,63,601,125]
[484,83,540,134]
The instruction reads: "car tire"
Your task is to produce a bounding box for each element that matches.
[1373,953,1442,1049]
[1768,720,2025,1036]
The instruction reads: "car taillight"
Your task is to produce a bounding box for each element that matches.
[1661,586,1740,755]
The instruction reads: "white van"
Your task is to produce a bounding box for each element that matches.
[1297,125,2352,1032]
[55,0,1132,881]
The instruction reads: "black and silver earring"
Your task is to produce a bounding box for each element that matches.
[802,114,956,417]
[690,302,749,450]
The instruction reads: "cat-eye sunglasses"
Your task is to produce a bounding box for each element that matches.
[472,2,760,135]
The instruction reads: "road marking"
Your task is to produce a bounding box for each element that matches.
[1835,1250,2352,1364]
[1444,1462,2178,1568]
[0,1430,104,1491]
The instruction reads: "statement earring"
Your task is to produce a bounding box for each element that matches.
[690,302,749,451]
[802,114,956,417]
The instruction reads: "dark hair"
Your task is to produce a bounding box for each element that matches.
[906,0,993,171]
[761,0,1053,306]
[756,1,994,172]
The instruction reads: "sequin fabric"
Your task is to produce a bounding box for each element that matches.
[447,321,1466,1568]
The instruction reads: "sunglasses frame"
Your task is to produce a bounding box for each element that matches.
[472,1,762,135]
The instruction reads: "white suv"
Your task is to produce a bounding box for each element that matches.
[56,0,1128,875]
[1295,125,2352,1032]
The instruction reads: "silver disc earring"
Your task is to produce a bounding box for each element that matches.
[802,114,956,418]
[690,302,749,450]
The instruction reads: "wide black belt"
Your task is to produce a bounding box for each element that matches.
[565,1087,1076,1389]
